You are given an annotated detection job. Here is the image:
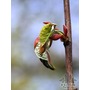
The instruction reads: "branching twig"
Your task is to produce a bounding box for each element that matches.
[63,0,75,90]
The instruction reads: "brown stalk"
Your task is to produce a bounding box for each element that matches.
[63,0,75,90]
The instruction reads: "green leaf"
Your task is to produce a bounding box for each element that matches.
[39,23,54,46]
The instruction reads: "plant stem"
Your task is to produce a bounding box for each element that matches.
[63,0,75,90]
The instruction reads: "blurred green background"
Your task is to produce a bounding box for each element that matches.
[11,0,79,90]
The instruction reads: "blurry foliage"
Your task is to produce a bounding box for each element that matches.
[11,0,79,90]
[11,78,28,90]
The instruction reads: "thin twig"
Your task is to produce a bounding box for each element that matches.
[63,0,75,90]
